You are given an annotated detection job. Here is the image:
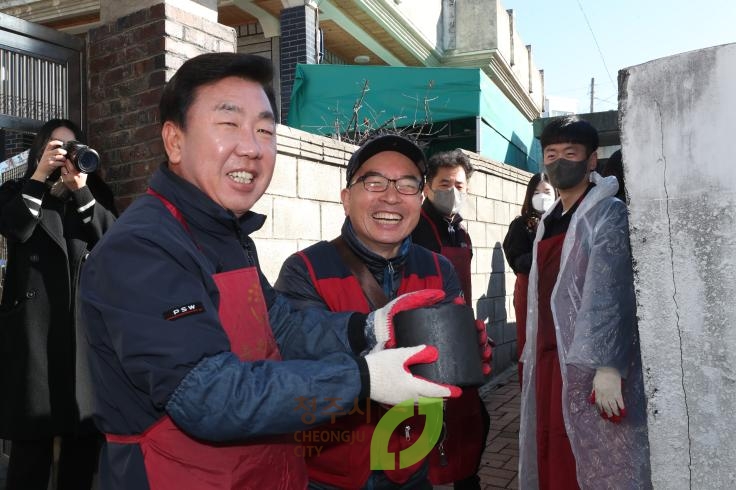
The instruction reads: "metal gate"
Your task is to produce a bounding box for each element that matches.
[0,11,84,463]
[0,10,84,251]
[0,11,83,133]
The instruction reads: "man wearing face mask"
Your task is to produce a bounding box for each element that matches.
[518,116,651,489]
[412,149,473,304]
[411,149,490,490]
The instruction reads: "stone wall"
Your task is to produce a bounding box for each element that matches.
[253,125,531,376]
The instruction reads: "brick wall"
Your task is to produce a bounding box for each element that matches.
[2,129,33,161]
[86,1,236,210]
[279,4,318,125]
[252,125,532,377]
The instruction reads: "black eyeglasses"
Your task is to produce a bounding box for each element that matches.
[349,173,424,195]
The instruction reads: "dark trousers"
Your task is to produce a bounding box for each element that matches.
[6,434,100,490]
[453,398,491,490]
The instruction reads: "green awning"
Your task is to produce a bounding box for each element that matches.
[287,64,540,172]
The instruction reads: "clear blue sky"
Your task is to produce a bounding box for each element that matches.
[501,0,736,112]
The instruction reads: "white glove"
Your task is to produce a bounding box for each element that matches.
[592,367,624,417]
[366,289,445,354]
[365,345,461,406]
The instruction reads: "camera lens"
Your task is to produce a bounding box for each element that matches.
[64,141,100,173]
[73,147,100,173]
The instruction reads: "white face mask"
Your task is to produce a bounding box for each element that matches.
[430,187,465,216]
[532,193,555,213]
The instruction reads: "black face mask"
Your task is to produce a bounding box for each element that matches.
[544,158,589,190]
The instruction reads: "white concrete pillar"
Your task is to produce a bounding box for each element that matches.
[622,42,736,489]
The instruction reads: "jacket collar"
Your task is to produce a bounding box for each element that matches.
[341,218,409,275]
[149,163,266,237]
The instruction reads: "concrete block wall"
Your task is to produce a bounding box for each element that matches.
[252,125,532,377]
[86,1,236,210]
[622,42,736,488]
[465,153,531,374]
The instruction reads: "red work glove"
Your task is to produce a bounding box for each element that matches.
[365,345,462,405]
[588,367,627,423]
[366,289,446,353]
[452,296,493,376]
[477,319,493,376]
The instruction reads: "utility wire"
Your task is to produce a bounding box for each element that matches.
[553,78,617,96]
[575,0,616,89]
[596,93,618,102]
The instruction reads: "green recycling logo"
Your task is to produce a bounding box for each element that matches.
[370,397,444,470]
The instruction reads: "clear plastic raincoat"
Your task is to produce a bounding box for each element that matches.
[519,172,651,489]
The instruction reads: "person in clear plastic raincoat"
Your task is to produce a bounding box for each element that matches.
[518,116,651,489]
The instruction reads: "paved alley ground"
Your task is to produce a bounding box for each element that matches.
[477,367,520,489]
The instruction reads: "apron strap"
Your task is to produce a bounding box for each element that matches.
[331,237,389,309]
[147,188,190,232]
[421,208,444,247]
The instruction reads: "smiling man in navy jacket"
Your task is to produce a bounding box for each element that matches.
[78,53,460,490]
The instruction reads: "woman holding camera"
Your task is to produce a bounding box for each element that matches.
[0,118,116,490]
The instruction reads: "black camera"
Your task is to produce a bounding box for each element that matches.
[63,140,100,173]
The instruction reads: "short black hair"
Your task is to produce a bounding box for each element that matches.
[540,115,599,156]
[426,149,474,184]
[602,149,626,201]
[159,52,278,129]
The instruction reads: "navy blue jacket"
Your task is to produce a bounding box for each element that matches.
[79,164,369,488]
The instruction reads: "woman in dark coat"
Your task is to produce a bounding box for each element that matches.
[502,173,555,385]
[0,119,117,490]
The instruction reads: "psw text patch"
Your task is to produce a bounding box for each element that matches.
[163,302,205,321]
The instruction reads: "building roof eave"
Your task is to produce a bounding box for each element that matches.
[442,49,542,121]
[350,0,441,66]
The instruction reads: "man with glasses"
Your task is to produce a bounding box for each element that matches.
[276,134,489,489]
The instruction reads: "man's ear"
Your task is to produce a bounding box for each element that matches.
[162,121,183,165]
[588,151,598,171]
[340,187,350,216]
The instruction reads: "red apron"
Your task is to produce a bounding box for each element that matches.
[297,245,438,487]
[427,390,485,484]
[535,233,579,490]
[514,273,529,386]
[420,209,472,305]
[105,190,307,490]
[419,212,484,484]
